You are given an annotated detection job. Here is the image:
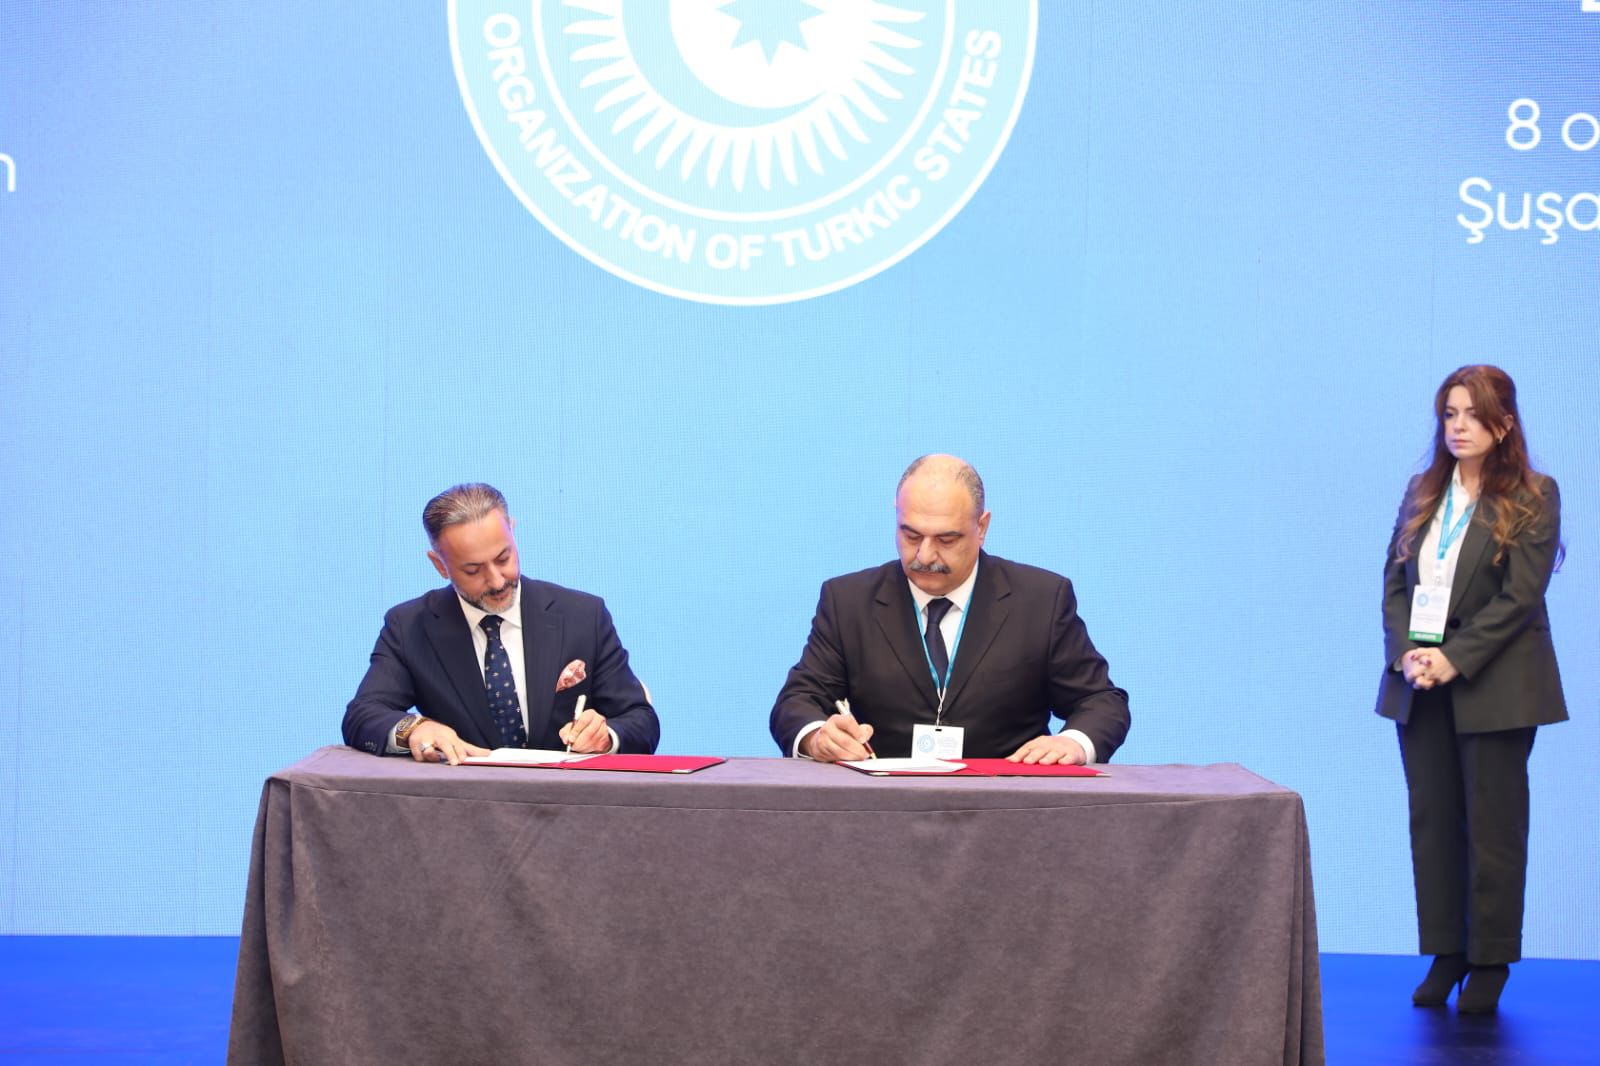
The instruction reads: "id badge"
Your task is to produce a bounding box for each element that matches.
[912,724,965,760]
[1408,583,1450,643]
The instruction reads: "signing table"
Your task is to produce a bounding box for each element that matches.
[228,748,1322,1066]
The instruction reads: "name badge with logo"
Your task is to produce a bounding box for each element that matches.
[1408,584,1450,643]
[912,724,965,761]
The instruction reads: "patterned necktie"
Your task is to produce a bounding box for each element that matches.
[924,597,954,685]
[479,615,527,748]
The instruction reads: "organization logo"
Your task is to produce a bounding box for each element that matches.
[450,1,1037,305]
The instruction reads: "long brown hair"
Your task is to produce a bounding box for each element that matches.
[1395,365,1557,566]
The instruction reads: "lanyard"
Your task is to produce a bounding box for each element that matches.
[1436,481,1476,562]
[914,597,970,724]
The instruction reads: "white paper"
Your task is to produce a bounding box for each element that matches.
[461,748,597,765]
[839,758,966,773]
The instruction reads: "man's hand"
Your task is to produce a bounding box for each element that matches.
[408,720,490,766]
[559,708,613,753]
[1007,734,1087,766]
[801,713,875,763]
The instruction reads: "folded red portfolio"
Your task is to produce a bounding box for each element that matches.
[557,754,725,774]
[953,759,1107,777]
[844,759,1107,778]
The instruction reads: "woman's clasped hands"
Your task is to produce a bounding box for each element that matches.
[1402,647,1460,690]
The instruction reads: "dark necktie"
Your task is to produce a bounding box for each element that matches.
[924,597,954,686]
[479,615,527,748]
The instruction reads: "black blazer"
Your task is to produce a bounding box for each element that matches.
[1376,476,1567,733]
[343,578,660,754]
[770,552,1131,760]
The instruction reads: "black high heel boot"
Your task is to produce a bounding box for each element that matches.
[1457,964,1510,1014]
[1412,953,1470,1006]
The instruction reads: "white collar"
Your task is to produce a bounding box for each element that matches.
[1447,463,1483,506]
[455,580,523,632]
[906,557,980,615]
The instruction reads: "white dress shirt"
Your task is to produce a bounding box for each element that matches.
[905,560,981,698]
[1417,464,1476,590]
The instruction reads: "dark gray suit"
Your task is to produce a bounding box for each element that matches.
[770,552,1130,760]
[1376,475,1565,964]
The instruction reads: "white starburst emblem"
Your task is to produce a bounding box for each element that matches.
[451,0,1036,304]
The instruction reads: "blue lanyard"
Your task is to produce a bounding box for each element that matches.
[1436,481,1476,561]
[914,596,970,700]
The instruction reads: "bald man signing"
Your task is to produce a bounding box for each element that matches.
[770,455,1130,764]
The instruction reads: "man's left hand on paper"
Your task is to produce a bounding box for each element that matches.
[1007,734,1086,766]
[409,720,491,766]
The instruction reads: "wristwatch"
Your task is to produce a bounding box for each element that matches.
[394,714,425,749]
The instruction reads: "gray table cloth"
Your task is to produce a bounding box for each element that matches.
[228,748,1323,1066]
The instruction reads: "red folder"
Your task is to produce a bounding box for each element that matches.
[952,759,1107,778]
[843,759,1106,778]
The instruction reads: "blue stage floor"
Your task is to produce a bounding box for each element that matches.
[1,938,1597,1064]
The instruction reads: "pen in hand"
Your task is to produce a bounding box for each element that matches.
[564,694,587,753]
[834,699,875,760]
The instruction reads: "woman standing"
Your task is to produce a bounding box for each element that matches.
[1377,364,1567,1014]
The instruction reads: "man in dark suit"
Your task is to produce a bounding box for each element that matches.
[343,483,659,764]
[770,455,1130,763]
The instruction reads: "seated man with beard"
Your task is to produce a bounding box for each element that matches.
[343,483,659,764]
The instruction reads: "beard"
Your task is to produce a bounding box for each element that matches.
[465,575,519,613]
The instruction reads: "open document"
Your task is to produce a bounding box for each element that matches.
[461,749,597,766]
[838,758,966,775]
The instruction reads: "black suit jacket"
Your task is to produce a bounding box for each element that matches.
[770,553,1131,760]
[1376,476,1567,733]
[343,578,659,754]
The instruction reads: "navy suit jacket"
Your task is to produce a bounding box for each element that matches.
[769,553,1131,760]
[343,578,659,754]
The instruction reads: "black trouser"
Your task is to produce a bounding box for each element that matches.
[1397,686,1537,965]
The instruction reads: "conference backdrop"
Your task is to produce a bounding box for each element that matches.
[1,2,1595,958]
